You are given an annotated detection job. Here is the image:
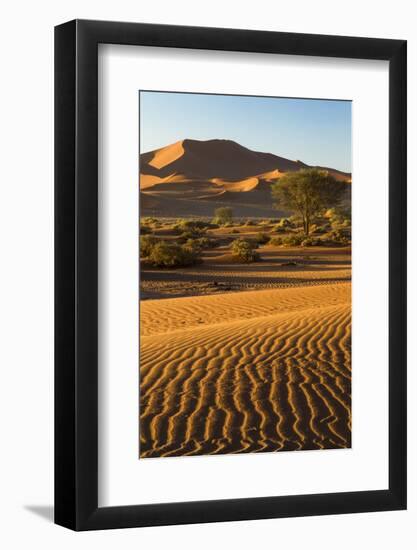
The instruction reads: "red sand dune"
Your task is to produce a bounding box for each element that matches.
[139,139,351,217]
[140,139,351,186]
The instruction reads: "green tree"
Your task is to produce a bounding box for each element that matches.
[271,169,346,236]
[213,207,233,225]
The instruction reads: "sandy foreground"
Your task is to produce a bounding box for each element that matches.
[140,282,351,458]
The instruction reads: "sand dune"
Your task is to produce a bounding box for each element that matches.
[139,139,351,217]
[140,138,351,186]
[257,168,283,181]
[141,138,285,181]
[140,173,176,189]
[147,140,185,169]
[211,176,260,192]
[140,283,351,458]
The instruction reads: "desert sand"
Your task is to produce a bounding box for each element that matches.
[140,245,351,300]
[140,281,351,458]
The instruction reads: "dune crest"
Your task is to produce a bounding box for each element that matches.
[211,176,260,192]
[148,140,185,169]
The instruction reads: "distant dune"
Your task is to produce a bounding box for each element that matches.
[140,139,351,218]
[140,283,351,457]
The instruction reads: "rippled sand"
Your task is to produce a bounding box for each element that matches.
[140,282,351,458]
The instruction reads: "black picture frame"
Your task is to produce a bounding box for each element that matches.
[55,19,407,531]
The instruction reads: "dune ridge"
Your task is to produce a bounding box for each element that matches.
[140,283,351,458]
[148,140,185,169]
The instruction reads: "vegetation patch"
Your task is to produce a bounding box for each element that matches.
[148,241,201,268]
[231,238,260,263]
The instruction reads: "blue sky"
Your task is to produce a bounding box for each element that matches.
[140,91,352,172]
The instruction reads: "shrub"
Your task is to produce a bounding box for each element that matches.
[148,241,200,267]
[330,220,344,230]
[272,225,287,234]
[301,237,321,247]
[325,207,351,228]
[178,228,206,240]
[328,229,351,245]
[269,236,283,246]
[174,220,211,238]
[213,207,233,225]
[194,237,214,249]
[140,235,158,257]
[173,218,188,230]
[288,215,302,226]
[312,225,329,234]
[142,217,158,226]
[184,238,203,253]
[175,219,212,231]
[281,234,304,247]
[231,238,260,263]
[331,228,350,239]
[254,232,270,245]
[140,224,152,235]
[231,228,240,234]
[277,217,294,228]
[183,237,218,253]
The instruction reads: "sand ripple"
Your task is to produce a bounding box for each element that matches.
[140,283,351,457]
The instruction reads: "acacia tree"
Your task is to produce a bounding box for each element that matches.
[271,168,346,236]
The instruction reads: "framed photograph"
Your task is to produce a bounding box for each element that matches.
[55,19,406,530]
